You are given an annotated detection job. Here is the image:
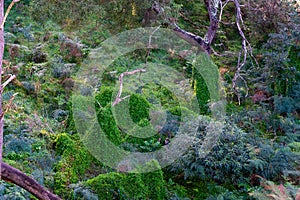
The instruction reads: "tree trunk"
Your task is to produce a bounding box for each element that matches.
[172,0,220,54]
[0,0,5,180]
[1,162,62,200]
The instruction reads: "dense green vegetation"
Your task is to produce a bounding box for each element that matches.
[0,0,299,199]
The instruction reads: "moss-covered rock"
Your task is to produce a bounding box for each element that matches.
[129,93,150,123]
[53,133,97,196]
[96,105,122,145]
[95,86,114,108]
[138,160,166,199]
[85,160,166,199]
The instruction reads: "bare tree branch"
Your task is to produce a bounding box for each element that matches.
[205,0,220,45]
[219,0,231,22]
[170,0,222,54]
[1,161,62,200]
[1,74,16,89]
[112,69,147,106]
[0,0,20,30]
[0,92,17,120]
[146,26,161,65]
[231,0,258,103]
[172,22,211,53]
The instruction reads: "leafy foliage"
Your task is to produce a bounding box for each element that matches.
[170,117,253,186]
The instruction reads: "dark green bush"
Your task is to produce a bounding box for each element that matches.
[170,116,252,186]
[53,133,75,156]
[53,134,97,196]
[139,160,166,199]
[85,172,145,199]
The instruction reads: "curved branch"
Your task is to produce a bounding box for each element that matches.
[1,161,62,200]
[172,22,210,53]
[171,0,221,54]
[112,69,146,106]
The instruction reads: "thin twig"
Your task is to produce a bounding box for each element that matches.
[112,69,146,106]
[0,92,18,119]
[1,74,16,90]
[0,0,20,30]
[231,0,259,103]
[219,0,231,22]
[145,26,161,66]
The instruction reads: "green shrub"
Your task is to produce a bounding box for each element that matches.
[85,172,145,199]
[170,116,252,186]
[53,133,74,156]
[53,134,96,196]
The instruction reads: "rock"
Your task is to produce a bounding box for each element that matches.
[33,45,47,63]
[21,81,35,94]
[4,32,17,43]
[62,78,75,94]
[6,43,32,62]
[59,34,85,63]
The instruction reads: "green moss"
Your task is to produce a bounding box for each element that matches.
[53,134,96,196]
[195,74,210,115]
[95,86,114,108]
[85,172,145,199]
[129,93,150,123]
[138,160,166,199]
[85,160,166,199]
[54,133,75,156]
[97,105,122,145]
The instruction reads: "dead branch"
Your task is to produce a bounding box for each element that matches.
[112,69,147,106]
[0,0,20,30]
[1,74,16,89]
[231,0,258,104]
[219,0,231,22]
[172,22,211,53]
[170,0,221,54]
[1,92,17,118]
[146,26,161,65]
[1,161,62,200]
